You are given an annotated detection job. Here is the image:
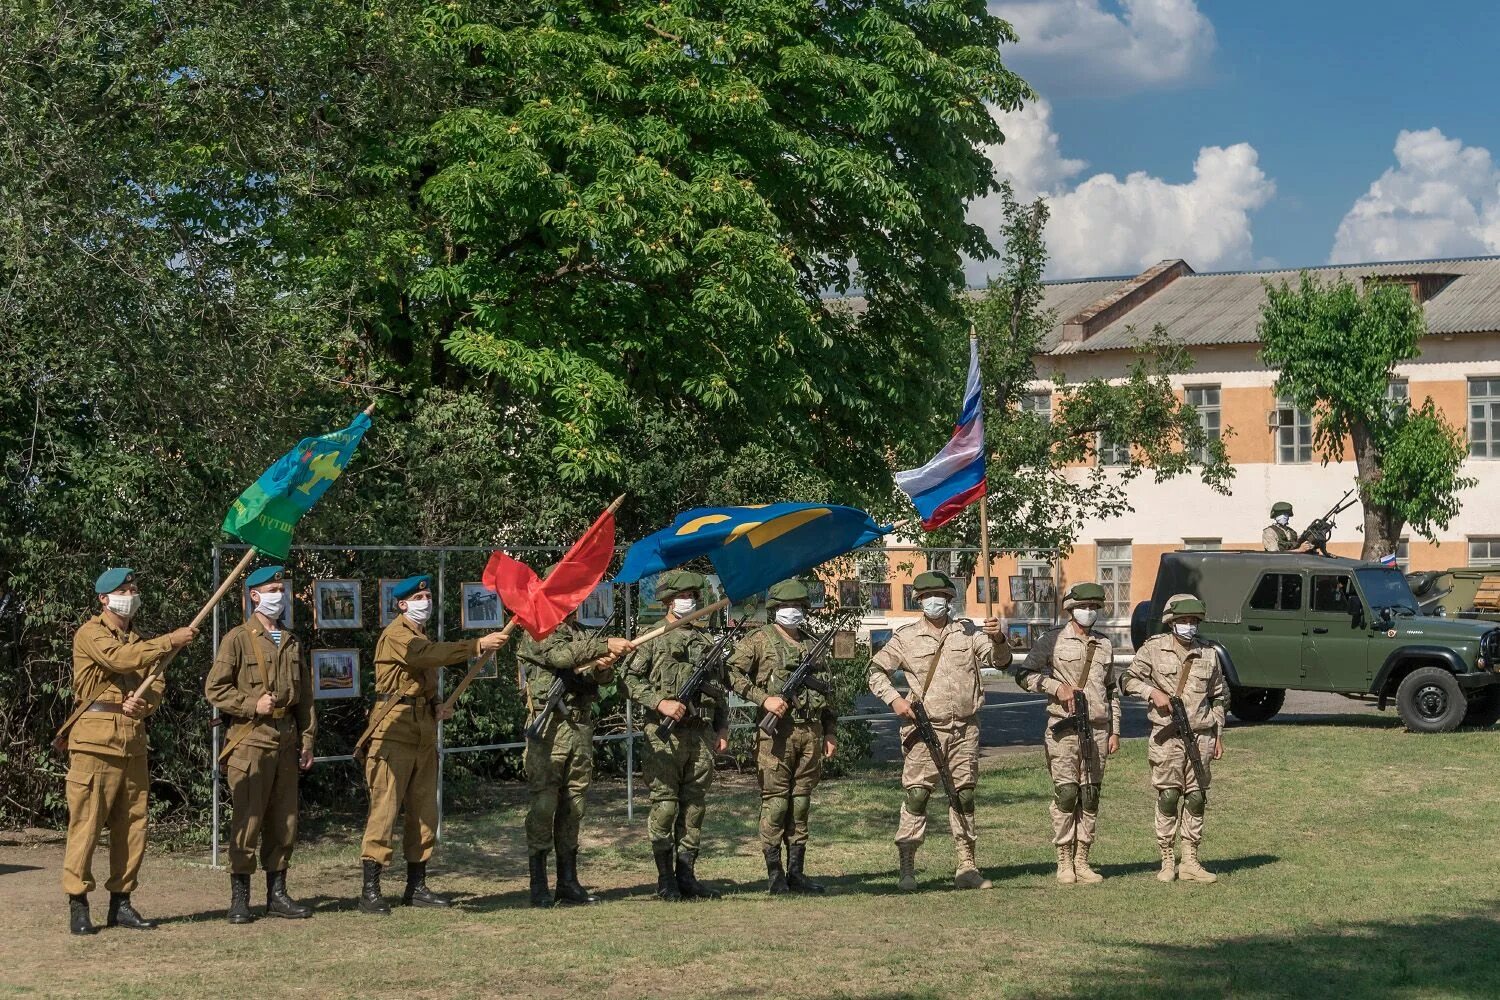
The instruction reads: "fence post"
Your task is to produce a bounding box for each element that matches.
[210,543,222,869]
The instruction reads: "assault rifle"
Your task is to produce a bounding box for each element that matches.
[757,627,837,737]
[1298,488,1357,557]
[903,701,961,817]
[1168,695,1211,797]
[657,625,740,738]
[524,605,622,741]
[1048,691,1099,783]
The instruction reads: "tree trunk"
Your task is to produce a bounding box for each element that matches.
[1350,420,1404,561]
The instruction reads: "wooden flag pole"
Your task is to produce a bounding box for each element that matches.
[978,493,995,621]
[130,546,259,701]
[440,620,519,714]
[576,596,731,672]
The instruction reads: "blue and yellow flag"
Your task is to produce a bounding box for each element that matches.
[222,410,372,559]
[615,503,892,601]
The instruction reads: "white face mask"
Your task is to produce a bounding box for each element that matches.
[921,596,949,620]
[107,593,141,619]
[774,607,806,629]
[1173,622,1199,641]
[404,598,432,625]
[253,590,286,621]
[671,596,698,616]
[1275,514,1291,527]
[1071,607,1099,628]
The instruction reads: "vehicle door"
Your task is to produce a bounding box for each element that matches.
[1240,570,1306,687]
[1301,571,1366,690]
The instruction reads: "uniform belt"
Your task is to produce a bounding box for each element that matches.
[376,694,435,708]
[86,701,125,714]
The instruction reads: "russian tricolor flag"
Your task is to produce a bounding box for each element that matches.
[895,336,987,531]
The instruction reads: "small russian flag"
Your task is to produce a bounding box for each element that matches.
[1379,552,1398,567]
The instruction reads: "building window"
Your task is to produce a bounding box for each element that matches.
[1098,433,1130,466]
[1395,538,1410,572]
[1469,379,1500,458]
[868,583,892,611]
[1020,392,1052,424]
[1469,538,1500,568]
[1183,538,1221,550]
[1014,560,1054,620]
[1097,541,1132,622]
[1186,385,1221,463]
[1276,395,1313,464]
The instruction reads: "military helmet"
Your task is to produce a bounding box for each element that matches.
[1162,593,1207,624]
[766,579,810,609]
[912,570,957,597]
[1063,581,1106,611]
[656,569,706,600]
[1271,501,1294,517]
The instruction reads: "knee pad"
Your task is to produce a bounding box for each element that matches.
[1080,784,1101,814]
[1183,790,1207,816]
[955,787,976,813]
[1053,782,1080,812]
[790,795,812,824]
[903,785,931,816]
[1157,788,1183,816]
[764,795,790,829]
[531,788,559,816]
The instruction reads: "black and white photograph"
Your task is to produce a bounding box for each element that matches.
[313,578,361,629]
[460,581,504,630]
[577,582,614,627]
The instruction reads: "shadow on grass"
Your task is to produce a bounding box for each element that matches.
[1259,714,1402,731]
[160,893,351,924]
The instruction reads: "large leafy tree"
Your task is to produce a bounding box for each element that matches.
[1258,273,1474,559]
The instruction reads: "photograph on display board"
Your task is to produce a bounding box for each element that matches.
[313,579,361,630]
[806,580,827,609]
[472,653,499,680]
[832,629,857,661]
[1033,578,1056,604]
[837,579,861,608]
[870,628,893,654]
[974,576,1000,605]
[460,582,505,630]
[1006,623,1031,651]
[242,582,294,628]
[577,583,615,628]
[312,649,361,699]
[379,579,403,626]
[1009,575,1032,602]
[868,582,892,611]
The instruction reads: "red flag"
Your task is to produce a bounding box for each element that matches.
[482,506,617,640]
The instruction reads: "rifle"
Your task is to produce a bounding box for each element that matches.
[657,625,740,739]
[904,701,963,825]
[523,605,622,741]
[1168,696,1211,798]
[1048,691,1099,784]
[757,627,837,737]
[1298,488,1357,557]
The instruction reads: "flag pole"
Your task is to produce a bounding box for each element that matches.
[978,492,994,620]
[131,546,259,700]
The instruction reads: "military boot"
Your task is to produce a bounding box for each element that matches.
[1177,841,1218,884]
[106,892,157,930]
[675,850,720,900]
[953,839,992,890]
[528,852,552,908]
[1156,841,1177,883]
[652,843,681,901]
[403,861,452,907]
[358,860,391,915]
[785,843,824,894]
[265,870,311,919]
[1073,842,1104,884]
[554,849,599,906]
[897,842,919,892]
[1055,844,1077,885]
[227,873,256,924]
[763,845,789,895]
[68,893,95,936]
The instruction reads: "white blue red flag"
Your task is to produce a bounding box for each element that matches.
[1379,552,1398,568]
[895,336,987,531]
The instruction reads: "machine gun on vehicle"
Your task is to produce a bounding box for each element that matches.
[1298,488,1358,557]
[757,627,837,737]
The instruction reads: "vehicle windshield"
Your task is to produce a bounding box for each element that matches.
[1356,568,1419,616]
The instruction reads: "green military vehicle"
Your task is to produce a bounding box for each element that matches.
[1406,568,1500,623]
[1130,550,1500,733]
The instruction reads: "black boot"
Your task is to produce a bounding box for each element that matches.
[675,850,720,900]
[227,874,255,924]
[652,843,682,901]
[68,894,95,936]
[528,852,553,908]
[265,870,311,919]
[764,845,790,895]
[358,860,391,915]
[106,892,157,930]
[554,848,599,906]
[785,843,825,894]
[403,861,452,908]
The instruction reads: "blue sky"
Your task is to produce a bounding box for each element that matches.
[969,1,1500,280]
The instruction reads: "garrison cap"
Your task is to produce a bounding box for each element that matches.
[246,565,288,589]
[94,567,135,595]
[1162,593,1207,624]
[912,571,956,597]
[656,570,706,598]
[766,580,811,608]
[393,574,433,601]
[1271,501,1294,516]
[1063,582,1106,610]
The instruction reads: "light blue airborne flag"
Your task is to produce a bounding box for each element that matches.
[221,410,373,560]
[615,503,892,601]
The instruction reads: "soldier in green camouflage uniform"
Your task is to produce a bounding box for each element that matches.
[517,588,633,908]
[727,580,838,895]
[620,570,729,902]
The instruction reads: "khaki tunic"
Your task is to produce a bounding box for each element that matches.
[1263,523,1298,552]
[62,615,172,896]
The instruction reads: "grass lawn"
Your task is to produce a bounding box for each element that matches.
[3,716,1499,998]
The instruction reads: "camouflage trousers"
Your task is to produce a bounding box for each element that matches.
[1148,729,1215,845]
[895,717,979,850]
[524,717,594,855]
[755,719,824,850]
[1043,723,1110,846]
[643,720,716,854]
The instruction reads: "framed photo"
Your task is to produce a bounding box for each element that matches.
[902,584,921,612]
[460,582,505,630]
[832,629,858,661]
[379,579,402,627]
[1006,622,1031,651]
[242,582,294,628]
[472,654,499,681]
[838,579,861,607]
[1033,578,1056,603]
[806,581,827,610]
[636,575,658,610]
[312,649,360,699]
[578,583,615,628]
[974,576,1000,604]
[868,583,892,611]
[313,579,361,629]
[870,628,894,653]
[1009,575,1032,602]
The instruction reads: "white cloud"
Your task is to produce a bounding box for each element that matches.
[969,99,1275,280]
[1329,128,1500,263]
[992,0,1215,95]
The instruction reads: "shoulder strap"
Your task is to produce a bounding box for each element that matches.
[1172,647,1195,697]
[914,630,951,704]
[1076,639,1101,689]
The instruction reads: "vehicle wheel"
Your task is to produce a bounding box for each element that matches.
[1395,667,1468,733]
[1461,686,1500,729]
[1228,686,1285,724]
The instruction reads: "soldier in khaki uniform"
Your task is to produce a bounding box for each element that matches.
[1121,594,1226,883]
[1263,501,1308,552]
[1012,582,1120,884]
[61,567,197,935]
[727,580,838,895]
[517,591,632,908]
[620,570,729,902]
[356,574,508,914]
[204,565,316,924]
[867,570,1009,891]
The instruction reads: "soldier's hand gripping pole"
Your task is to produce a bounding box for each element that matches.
[439,620,520,715]
[524,604,623,741]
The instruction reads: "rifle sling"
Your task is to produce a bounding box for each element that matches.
[913,631,951,706]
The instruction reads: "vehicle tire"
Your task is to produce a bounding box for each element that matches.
[1395,666,1468,733]
[1130,601,1154,651]
[1461,685,1500,729]
[1228,686,1285,724]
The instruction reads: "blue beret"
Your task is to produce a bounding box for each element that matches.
[393,574,432,601]
[94,567,136,594]
[246,565,288,589]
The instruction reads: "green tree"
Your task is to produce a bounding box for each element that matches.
[1258,273,1474,559]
